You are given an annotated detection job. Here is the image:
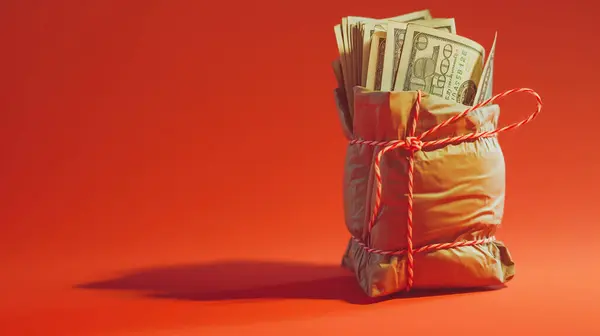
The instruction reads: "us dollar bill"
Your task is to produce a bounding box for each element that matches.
[346,16,376,88]
[393,25,485,106]
[360,10,432,86]
[410,18,456,34]
[379,22,408,91]
[334,23,353,111]
[474,32,497,105]
[360,21,386,86]
[365,31,387,90]
[336,15,381,111]
[380,19,457,91]
[341,17,354,90]
[361,22,384,86]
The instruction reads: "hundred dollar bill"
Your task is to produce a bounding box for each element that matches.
[380,19,456,91]
[333,10,435,110]
[336,17,375,112]
[394,25,485,106]
[410,18,456,34]
[360,10,432,86]
[334,24,353,111]
[341,18,354,91]
[333,16,393,109]
[344,17,386,91]
[346,16,375,88]
[379,22,408,91]
[361,21,385,85]
[332,17,377,91]
[365,31,387,90]
[474,32,497,105]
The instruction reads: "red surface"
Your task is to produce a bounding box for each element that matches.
[2,1,600,335]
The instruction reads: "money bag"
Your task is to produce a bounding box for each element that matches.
[337,86,515,297]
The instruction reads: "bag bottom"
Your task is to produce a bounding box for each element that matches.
[341,237,515,298]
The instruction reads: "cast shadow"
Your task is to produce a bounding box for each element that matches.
[75,260,502,305]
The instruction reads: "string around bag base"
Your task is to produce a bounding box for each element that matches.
[348,88,543,291]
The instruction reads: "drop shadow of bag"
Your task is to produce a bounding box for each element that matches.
[74,260,503,305]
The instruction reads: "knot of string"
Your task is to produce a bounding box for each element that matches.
[401,136,423,152]
[347,88,543,291]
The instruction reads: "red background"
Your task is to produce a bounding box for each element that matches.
[2,1,599,335]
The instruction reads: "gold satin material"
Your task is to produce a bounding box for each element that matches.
[338,86,515,298]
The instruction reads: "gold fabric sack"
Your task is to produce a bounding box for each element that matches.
[337,86,515,298]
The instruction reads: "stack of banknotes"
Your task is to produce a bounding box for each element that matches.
[332,9,496,114]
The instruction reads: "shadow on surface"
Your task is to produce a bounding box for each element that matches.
[75,260,502,305]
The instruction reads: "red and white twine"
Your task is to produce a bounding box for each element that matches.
[348,88,543,291]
